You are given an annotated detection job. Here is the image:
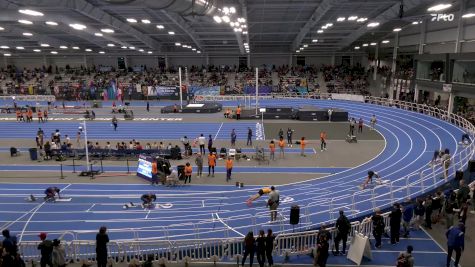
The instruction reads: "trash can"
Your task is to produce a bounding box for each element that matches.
[29,148,38,161]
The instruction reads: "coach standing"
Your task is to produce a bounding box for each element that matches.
[446,223,465,267]
[389,203,402,245]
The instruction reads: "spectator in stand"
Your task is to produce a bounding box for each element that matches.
[397,245,414,267]
[445,191,458,229]
[96,226,109,267]
[457,180,470,207]
[389,203,402,244]
[265,229,275,267]
[256,230,266,267]
[241,231,255,267]
[371,208,385,249]
[333,210,351,256]
[446,223,465,267]
[52,239,66,267]
[37,232,53,267]
[2,229,18,257]
[424,195,433,229]
[402,199,414,238]
[314,224,331,267]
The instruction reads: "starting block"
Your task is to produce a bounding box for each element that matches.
[55,198,72,202]
[346,135,357,143]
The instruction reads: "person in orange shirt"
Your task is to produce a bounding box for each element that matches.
[269,140,276,160]
[300,137,306,157]
[184,162,193,184]
[278,137,285,158]
[151,161,158,186]
[37,109,44,123]
[320,131,327,152]
[208,152,216,177]
[225,157,233,181]
[15,109,21,122]
[236,106,241,120]
[27,108,33,123]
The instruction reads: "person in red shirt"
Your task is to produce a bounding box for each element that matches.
[37,109,44,123]
[358,118,364,133]
[207,152,216,177]
[184,162,193,184]
[269,140,276,160]
[225,157,233,182]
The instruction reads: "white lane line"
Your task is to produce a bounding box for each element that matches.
[85,204,96,212]
[214,213,244,237]
[214,122,224,140]
[18,201,47,242]
[145,210,151,219]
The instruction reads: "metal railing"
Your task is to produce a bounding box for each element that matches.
[16,94,475,265]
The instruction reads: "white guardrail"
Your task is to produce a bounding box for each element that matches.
[16,95,475,265]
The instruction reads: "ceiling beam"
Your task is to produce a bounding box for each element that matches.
[156,10,204,51]
[338,0,434,50]
[291,0,339,51]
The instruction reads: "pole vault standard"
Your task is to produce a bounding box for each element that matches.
[179,67,183,109]
[255,67,258,115]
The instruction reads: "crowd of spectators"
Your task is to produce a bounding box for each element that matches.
[321,64,370,95]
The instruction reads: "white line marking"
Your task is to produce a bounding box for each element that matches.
[18,201,47,242]
[214,213,244,237]
[85,204,96,212]
[214,122,224,140]
[145,210,151,219]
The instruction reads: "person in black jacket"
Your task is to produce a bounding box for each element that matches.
[265,229,275,267]
[37,232,53,267]
[256,230,266,267]
[389,203,402,244]
[371,208,385,248]
[96,226,109,267]
[315,224,331,267]
[241,231,255,267]
[334,210,351,255]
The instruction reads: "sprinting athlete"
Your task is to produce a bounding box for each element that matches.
[141,193,157,209]
[360,171,382,189]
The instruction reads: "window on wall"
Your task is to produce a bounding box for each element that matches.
[117,57,126,70]
[239,56,247,71]
[297,56,305,66]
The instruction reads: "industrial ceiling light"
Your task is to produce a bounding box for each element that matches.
[296,50,300,53]
[303,44,308,48]
[317,30,324,33]
[393,28,402,32]
[348,16,358,21]
[354,46,360,49]
[138,49,144,52]
[0,46,9,49]
[101,28,114,33]
[19,9,44,16]
[129,46,135,49]
[121,46,127,49]
[16,46,24,50]
[175,42,181,46]
[107,43,115,47]
[230,22,235,27]
[412,21,419,25]
[222,16,230,23]
[18,19,33,25]
[45,21,58,26]
[197,51,201,54]
[326,23,333,27]
[147,51,153,54]
[243,31,248,35]
[59,46,68,49]
[0,27,4,31]
[192,48,196,51]
[141,19,151,24]
[156,25,165,29]
[40,43,50,47]
[370,42,377,46]
[312,39,318,43]
[229,7,236,13]
[85,49,92,52]
[427,4,452,12]
[462,13,475,18]
[22,32,33,36]
[168,31,175,35]
[367,22,380,27]
[50,51,58,54]
[126,18,137,23]
[33,49,41,52]
[99,51,105,54]
[356,17,367,22]
[95,33,103,37]
[223,7,230,14]
[337,17,346,22]
[69,23,86,30]
[72,46,79,50]
[213,16,222,23]
[362,43,369,47]
[4,53,11,56]
[382,40,390,44]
